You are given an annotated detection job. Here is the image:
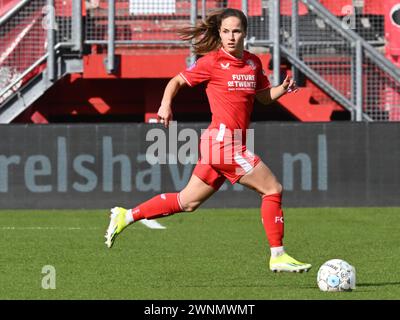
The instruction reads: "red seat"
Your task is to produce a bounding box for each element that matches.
[362,1,384,15]
[226,0,262,16]
[280,0,309,16]
[319,0,352,16]
[0,0,20,17]
[227,0,309,16]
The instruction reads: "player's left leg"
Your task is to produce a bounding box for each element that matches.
[238,161,312,273]
[105,173,219,248]
[104,192,184,248]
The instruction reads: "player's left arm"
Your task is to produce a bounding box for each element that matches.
[256,75,298,105]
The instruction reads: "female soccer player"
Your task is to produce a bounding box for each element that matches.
[105,8,311,273]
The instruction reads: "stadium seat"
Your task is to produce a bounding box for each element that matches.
[362,0,384,15]
[319,0,353,16]
[227,0,262,16]
[0,0,20,17]
[280,0,309,16]
[354,15,384,43]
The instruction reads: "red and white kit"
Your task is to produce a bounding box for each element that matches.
[180,48,271,189]
[129,48,284,249]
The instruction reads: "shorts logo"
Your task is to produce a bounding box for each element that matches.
[275,216,284,223]
[220,62,230,70]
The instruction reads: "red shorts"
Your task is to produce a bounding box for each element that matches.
[193,137,261,190]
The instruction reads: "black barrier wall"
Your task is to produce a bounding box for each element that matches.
[0,123,399,208]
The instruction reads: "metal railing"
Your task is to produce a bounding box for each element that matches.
[282,0,400,121]
[0,0,75,104]
[0,0,84,121]
[1,0,399,121]
[84,0,400,121]
[0,0,47,101]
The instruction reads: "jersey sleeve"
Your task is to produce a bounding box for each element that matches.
[255,58,271,92]
[179,54,214,87]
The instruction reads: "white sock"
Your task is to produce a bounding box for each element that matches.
[125,209,134,225]
[270,246,285,258]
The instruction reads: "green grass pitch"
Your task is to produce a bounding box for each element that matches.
[0,207,399,300]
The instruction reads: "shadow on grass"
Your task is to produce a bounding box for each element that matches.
[357,281,400,287]
[303,281,400,291]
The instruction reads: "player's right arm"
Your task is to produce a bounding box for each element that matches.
[158,54,213,128]
[158,74,187,128]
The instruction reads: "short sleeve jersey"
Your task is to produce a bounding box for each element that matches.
[180,48,270,133]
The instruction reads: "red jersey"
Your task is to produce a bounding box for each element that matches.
[179,48,270,134]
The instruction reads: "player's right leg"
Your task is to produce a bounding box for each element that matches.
[238,161,312,273]
[269,252,312,273]
[105,173,219,248]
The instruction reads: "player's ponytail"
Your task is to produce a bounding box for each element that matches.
[179,8,247,56]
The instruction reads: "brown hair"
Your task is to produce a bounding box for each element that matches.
[179,8,247,56]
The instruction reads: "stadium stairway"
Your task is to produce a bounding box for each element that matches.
[9,51,344,123]
[2,0,399,123]
[276,87,339,122]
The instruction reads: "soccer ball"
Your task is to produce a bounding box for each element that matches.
[317,259,356,292]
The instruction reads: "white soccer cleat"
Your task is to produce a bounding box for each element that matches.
[104,207,128,248]
[269,253,312,273]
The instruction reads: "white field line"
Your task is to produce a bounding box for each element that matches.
[0,226,99,230]
[1,220,166,230]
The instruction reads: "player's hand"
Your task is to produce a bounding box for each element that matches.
[281,75,298,93]
[157,103,173,128]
